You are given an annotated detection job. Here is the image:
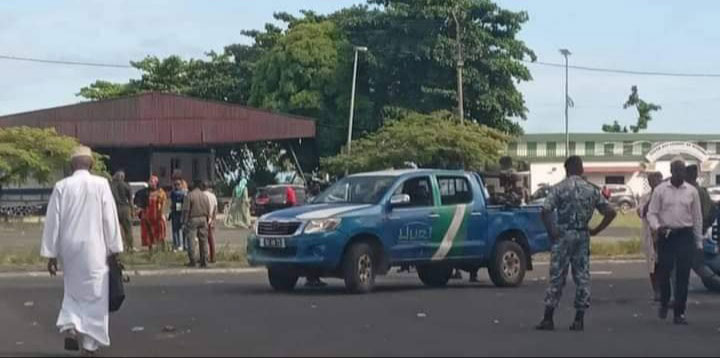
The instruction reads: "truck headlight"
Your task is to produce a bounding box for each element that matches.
[304,218,341,234]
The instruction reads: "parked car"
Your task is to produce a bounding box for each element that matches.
[251,184,307,217]
[248,169,551,293]
[604,184,637,213]
[708,186,720,204]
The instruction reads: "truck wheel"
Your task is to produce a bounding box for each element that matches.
[417,264,453,287]
[619,201,633,213]
[488,240,527,287]
[343,242,376,294]
[701,276,720,292]
[268,267,299,292]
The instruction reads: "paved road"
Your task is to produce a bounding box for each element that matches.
[2,262,719,357]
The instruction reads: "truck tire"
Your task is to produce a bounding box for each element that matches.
[343,242,376,294]
[268,267,299,292]
[417,264,453,287]
[619,201,633,213]
[488,240,527,287]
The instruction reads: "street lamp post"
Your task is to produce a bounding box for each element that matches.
[559,48,571,158]
[346,46,368,156]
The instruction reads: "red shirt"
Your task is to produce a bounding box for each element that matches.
[286,187,297,207]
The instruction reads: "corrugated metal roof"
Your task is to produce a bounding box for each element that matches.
[0,92,316,147]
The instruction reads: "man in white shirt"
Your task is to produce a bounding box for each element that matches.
[647,159,703,325]
[41,146,124,354]
[204,182,218,263]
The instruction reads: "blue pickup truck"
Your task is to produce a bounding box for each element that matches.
[248,169,551,293]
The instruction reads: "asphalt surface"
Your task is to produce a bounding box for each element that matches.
[2,262,719,357]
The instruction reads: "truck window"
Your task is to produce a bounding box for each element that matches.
[437,176,473,205]
[393,177,434,207]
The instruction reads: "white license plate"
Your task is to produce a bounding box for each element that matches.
[259,238,286,249]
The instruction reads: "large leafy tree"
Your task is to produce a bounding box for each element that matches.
[602,86,662,133]
[331,0,536,134]
[322,110,509,175]
[249,20,367,157]
[0,127,107,188]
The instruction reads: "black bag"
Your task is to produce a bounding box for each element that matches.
[108,255,126,313]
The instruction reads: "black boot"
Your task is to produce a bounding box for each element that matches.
[535,307,555,331]
[570,310,584,331]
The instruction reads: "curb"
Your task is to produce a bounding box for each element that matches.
[0,267,265,279]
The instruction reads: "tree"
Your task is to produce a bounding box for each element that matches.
[321,110,509,175]
[331,0,536,134]
[602,86,661,133]
[248,20,367,157]
[0,127,107,188]
[601,120,628,133]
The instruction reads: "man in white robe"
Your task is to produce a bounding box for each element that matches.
[41,146,124,354]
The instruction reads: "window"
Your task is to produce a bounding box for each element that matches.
[698,142,708,150]
[527,142,537,157]
[569,141,577,155]
[605,176,625,185]
[716,175,720,186]
[641,142,652,154]
[437,176,473,205]
[546,142,557,157]
[393,177,434,207]
[315,176,395,204]
[623,141,633,156]
[585,142,595,155]
[604,143,614,156]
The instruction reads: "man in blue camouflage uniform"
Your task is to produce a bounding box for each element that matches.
[536,156,617,331]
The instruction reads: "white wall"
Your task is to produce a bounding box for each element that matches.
[529,162,565,193]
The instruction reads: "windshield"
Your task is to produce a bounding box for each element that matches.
[314,176,396,204]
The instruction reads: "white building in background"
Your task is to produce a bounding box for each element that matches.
[507,133,720,197]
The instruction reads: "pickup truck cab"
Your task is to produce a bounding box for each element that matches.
[248,169,551,293]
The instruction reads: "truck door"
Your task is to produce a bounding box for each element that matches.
[430,175,478,261]
[385,176,437,262]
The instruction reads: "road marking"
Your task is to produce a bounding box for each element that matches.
[590,271,613,275]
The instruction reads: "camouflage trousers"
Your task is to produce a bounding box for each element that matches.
[544,230,591,310]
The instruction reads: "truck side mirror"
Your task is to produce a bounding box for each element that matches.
[390,194,411,208]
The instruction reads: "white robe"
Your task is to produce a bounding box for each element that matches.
[637,193,657,273]
[41,170,124,349]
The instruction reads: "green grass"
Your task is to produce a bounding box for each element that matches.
[590,238,644,258]
[0,244,248,272]
[590,211,643,230]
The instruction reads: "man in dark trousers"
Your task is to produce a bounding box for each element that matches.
[647,159,703,325]
[110,170,134,252]
[536,156,617,332]
[183,180,211,268]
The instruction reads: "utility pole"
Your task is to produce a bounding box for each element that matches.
[560,48,572,157]
[346,46,367,156]
[452,7,464,125]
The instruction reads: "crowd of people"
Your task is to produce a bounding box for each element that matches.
[35,146,717,355]
[109,170,236,268]
[536,155,713,331]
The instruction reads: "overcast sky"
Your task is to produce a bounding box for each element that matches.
[2,0,720,134]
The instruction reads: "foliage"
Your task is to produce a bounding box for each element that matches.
[321,110,509,175]
[602,86,662,133]
[0,127,107,187]
[331,0,536,134]
[75,0,537,175]
[249,20,358,157]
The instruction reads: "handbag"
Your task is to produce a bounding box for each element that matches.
[108,255,127,313]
